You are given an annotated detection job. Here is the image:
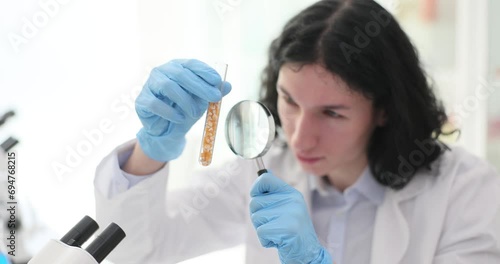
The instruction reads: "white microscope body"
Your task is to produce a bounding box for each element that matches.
[28,216,125,264]
[27,240,102,264]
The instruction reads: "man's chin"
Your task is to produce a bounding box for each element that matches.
[299,164,326,177]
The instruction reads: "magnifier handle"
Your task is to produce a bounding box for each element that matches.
[255,157,267,176]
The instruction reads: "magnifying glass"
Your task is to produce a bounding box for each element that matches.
[225,100,276,176]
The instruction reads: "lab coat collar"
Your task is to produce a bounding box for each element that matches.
[370,169,431,264]
[305,167,428,264]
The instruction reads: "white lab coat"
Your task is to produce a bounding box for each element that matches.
[94,140,500,264]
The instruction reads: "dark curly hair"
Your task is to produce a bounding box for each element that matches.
[259,0,449,190]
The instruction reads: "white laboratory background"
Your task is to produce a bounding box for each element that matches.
[0,0,499,263]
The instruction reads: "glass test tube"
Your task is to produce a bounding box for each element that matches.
[199,63,228,166]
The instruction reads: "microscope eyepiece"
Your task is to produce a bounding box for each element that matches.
[0,110,15,127]
[85,223,126,263]
[60,215,99,247]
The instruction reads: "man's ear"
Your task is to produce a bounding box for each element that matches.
[375,108,387,126]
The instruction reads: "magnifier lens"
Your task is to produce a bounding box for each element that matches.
[225,100,275,175]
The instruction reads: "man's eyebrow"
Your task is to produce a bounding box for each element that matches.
[278,86,350,110]
[277,86,296,100]
[277,86,290,96]
[324,104,350,110]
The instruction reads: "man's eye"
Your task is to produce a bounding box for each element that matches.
[324,110,343,118]
[284,96,297,106]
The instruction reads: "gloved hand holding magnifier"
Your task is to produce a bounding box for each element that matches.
[226,101,333,263]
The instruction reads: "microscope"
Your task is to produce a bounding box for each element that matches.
[0,111,126,263]
[28,216,125,264]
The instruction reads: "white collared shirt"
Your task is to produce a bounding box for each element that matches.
[311,167,385,264]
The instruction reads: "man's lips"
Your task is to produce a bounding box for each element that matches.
[296,155,323,164]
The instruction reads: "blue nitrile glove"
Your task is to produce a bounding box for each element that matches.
[135,59,231,162]
[250,172,332,264]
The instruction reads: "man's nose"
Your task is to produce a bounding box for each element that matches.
[291,114,318,152]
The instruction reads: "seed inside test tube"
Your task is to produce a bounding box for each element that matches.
[199,63,228,166]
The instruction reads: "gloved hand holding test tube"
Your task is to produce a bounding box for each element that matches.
[136,59,231,163]
[199,63,228,166]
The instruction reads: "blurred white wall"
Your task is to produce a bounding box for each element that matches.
[486,0,500,170]
[1,0,142,243]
